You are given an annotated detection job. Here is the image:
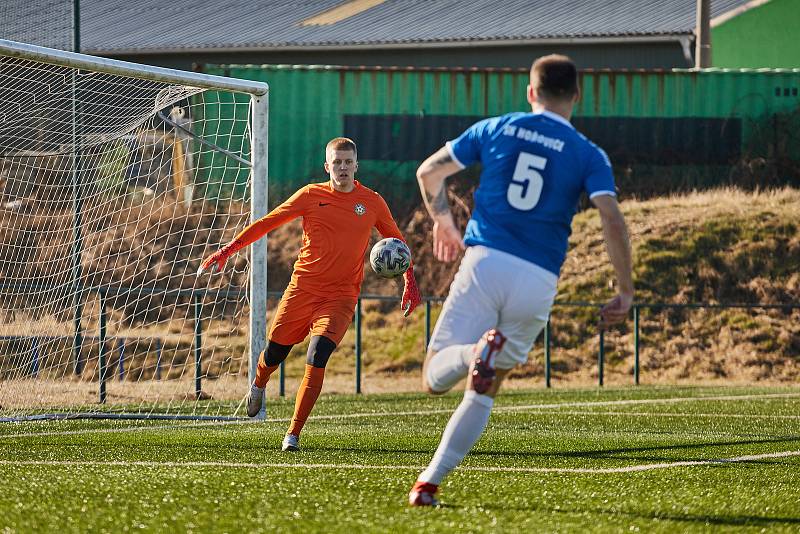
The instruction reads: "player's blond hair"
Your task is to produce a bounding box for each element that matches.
[326,137,357,157]
[530,55,579,102]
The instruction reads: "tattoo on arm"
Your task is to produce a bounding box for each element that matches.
[430,151,453,167]
[426,186,450,216]
[420,147,455,218]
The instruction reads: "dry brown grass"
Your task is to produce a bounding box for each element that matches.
[540,187,800,383]
[2,187,799,415]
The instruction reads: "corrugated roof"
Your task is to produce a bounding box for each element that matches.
[1,0,75,51]
[3,0,754,54]
[300,0,390,26]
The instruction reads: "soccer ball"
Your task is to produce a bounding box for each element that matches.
[369,238,411,278]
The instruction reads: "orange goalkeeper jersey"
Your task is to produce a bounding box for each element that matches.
[231,181,404,297]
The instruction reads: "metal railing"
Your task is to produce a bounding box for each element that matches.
[273,292,446,396]
[2,282,798,401]
[0,283,238,403]
[270,294,800,395]
[544,301,800,388]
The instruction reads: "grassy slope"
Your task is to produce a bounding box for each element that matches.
[0,386,798,532]
[51,187,794,392]
[307,188,800,386]
[557,188,800,383]
[14,187,795,394]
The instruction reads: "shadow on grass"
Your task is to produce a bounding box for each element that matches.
[468,435,800,461]
[477,503,800,528]
[28,427,800,467]
[244,435,800,468]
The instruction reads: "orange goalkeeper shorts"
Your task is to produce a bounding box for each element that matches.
[268,286,357,346]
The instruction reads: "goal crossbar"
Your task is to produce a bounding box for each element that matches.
[0,39,268,96]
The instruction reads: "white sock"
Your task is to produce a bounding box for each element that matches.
[418,390,494,485]
[426,344,473,393]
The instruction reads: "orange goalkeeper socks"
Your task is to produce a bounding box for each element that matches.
[287,364,325,437]
[254,350,280,389]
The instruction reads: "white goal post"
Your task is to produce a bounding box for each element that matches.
[0,39,269,420]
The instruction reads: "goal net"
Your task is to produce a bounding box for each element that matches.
[0,40,269,421]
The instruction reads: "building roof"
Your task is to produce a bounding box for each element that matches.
[1,0,75,51]
[3,0,755,55]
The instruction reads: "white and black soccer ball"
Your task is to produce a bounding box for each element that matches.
[369,238,411,278]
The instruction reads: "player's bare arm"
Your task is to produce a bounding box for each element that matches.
[592,194,634,329]
[416,147,466,262]
[417,146,460,218]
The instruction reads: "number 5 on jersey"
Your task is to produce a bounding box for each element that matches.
[507,152,546,211]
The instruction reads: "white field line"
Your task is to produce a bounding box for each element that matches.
[0,419,256,440]
[530,410,800,420]
[2,391,800,439]
[284,391,800,423]
[1,450,798,474]
[491,392,800,414]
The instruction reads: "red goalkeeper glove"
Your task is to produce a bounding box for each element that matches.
[198,240,244,274]
[401,264,421,317]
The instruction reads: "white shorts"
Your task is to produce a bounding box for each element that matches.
[428,245,558,369]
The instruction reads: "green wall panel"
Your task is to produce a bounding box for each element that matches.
[203,65,800,204]
[712,0,800,69]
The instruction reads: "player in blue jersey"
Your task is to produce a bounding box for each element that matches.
[408,55,634,506]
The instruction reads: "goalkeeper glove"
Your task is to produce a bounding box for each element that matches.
[401,264,421,317]
[198,240,244,274]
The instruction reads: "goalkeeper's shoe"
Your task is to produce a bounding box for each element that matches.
[246,383,264,418]
[471,329,507,395]
[282,433,300,452]
[408,481,439,507]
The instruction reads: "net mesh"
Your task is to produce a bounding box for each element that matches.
[0,54,257,420]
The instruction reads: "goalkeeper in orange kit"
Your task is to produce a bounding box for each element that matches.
[199,137,421,451]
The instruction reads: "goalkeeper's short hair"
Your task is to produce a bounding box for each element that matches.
[326,137,357,156]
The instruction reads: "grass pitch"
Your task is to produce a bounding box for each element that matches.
[0,385,799,533]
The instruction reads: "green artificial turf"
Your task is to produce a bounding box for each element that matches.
[0,385,798,533]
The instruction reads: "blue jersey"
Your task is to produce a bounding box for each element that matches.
[447,110,616,276]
